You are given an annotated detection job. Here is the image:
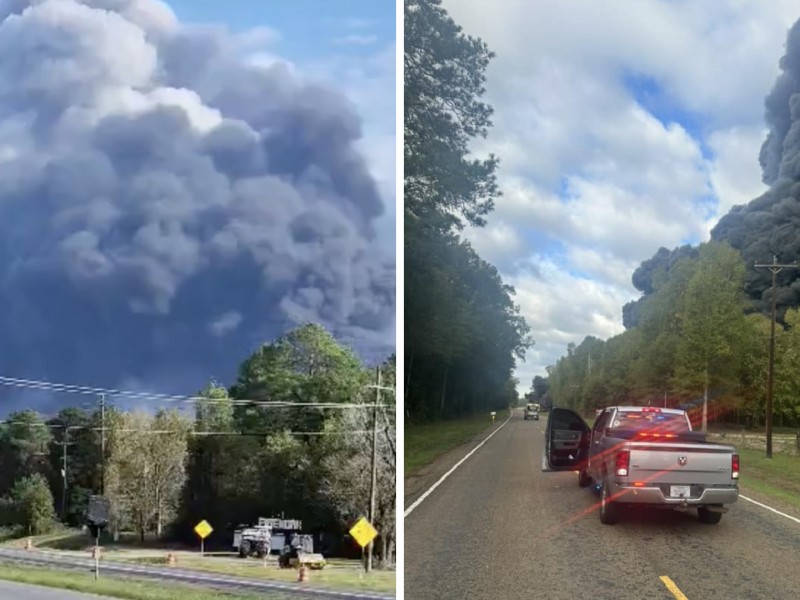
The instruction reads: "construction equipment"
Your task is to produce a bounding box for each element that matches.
[233,518,306,559]
[278,534,326,570]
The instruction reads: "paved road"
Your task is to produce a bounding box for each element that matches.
[405,410,800,600]
[0,580,116,599]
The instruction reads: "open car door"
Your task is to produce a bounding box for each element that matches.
[542,407,590,471]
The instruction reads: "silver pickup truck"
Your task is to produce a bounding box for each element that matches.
[542,406,739,525]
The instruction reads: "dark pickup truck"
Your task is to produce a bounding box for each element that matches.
[542,406,739,525]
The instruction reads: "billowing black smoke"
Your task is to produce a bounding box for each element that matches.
[622,245,698,328]
[0,0,394,409]
[629,17,800,324]
[711,17,800,314]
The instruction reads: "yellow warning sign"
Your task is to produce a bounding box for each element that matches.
[349,516,378,548]
[194,520,213,539]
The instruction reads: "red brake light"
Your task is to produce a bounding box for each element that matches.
[633,481,645,487]
[732,454,739,479]
[615,450,630,476]
[641,407,661,412]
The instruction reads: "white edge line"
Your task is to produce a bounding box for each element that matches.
[740,494,800,524]
[404,413,513,517]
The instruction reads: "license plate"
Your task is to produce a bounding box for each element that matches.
[670,485,691,498]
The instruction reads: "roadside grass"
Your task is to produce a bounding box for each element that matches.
[736,447,800,513]
[405,409,508,476]
[0,565,280,600]
[13,530,394,594]
[124,556,395,593]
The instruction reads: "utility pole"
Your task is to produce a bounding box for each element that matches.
[366,367,381,573]
[53,426,74,519]
[100,394,106,495]
[754,256,799,459]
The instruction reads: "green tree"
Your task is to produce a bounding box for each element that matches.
[12,474,55,535]
[106,411,189,541]
[233,323,368,433]
[674,242,749,431]
[405,0,499,231]
[0,410,52,497]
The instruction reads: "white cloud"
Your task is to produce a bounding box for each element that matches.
[707,126,770,222]
[333,34,378,46]
[442,0,800,392]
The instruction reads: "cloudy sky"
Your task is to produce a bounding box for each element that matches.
[0,0,395,411]
[441,0,800,392]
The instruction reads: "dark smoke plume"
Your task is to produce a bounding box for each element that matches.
[629,17,800,323]
[0,0,395,410]
[711,17,800,314]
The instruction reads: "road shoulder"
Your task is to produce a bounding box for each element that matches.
[404,415,508,508]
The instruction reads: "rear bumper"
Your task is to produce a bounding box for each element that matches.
[611,482,739,506]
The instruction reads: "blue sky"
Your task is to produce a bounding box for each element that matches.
[168,0,395,60]
[443,0,800,393]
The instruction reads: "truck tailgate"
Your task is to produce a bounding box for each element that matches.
[628,442,735,486]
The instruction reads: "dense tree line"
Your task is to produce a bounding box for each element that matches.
[548,242,800,427]
[0,324,395,565]
[404,0,531,422]
[547,241,800,429]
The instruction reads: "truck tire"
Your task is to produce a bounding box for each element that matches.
[599,477,618,525]
[256,541,268,558]
[239,540,251,557]
[698,506,723,525]
[578,468,592,488]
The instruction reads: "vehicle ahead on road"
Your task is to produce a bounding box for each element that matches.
[542,406,739,525]
[524,403,540,421]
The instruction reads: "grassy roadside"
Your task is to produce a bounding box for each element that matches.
[405,409,509,476]
[0,565,278,600]
[123,556,395,593]
[736,447,800,513]
[6,531,395,594]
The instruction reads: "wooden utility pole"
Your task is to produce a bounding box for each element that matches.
[367,367,381,573]
[754,256,799,459]
[54,426,74,519]
[100,394,106,494]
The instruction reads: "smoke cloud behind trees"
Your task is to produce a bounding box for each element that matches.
[0,0,395,408]
[711,17,800,315]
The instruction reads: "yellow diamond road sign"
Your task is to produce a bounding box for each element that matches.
[194,520,213,539]
[349,517,378,548]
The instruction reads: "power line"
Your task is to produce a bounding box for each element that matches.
[0,375,383,409]
[0,420,372,437]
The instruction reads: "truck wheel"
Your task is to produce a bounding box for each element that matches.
[239,540,251,557]
[599,477,618,525]
[578,469,592,487]
[698,507,723,525]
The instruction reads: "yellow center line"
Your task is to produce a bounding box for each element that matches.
[660,575,689,600]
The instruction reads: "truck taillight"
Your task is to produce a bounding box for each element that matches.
[732,454,739,479]
[615,450,629,477]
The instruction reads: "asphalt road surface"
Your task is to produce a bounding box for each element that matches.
[0,580,116,599]
[405,410,800,600]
